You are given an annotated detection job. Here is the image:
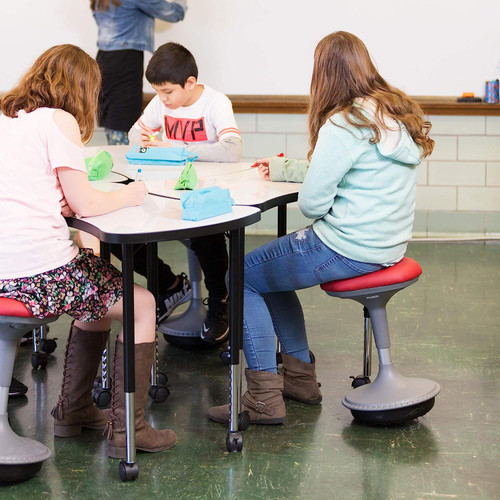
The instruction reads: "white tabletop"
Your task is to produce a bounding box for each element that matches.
[145,168,300,210]
[84,145,252,182]
[68,189,261,244]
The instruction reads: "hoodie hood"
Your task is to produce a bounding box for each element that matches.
[356,98,422,166]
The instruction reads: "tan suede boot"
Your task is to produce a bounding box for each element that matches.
[105,339,177,459]
[51,324,110,437]
[282,351,322,405]
[207,368,286,425]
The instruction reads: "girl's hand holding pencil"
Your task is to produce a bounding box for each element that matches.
[122,178,148,207]
[252,158,271,181]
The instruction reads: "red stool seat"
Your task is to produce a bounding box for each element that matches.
[0,297,34,318]
[320,257,422,293]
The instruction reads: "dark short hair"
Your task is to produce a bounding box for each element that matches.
[146,42,198,87]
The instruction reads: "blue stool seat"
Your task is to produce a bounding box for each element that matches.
[321,257,440,425]
[0,297,56,483]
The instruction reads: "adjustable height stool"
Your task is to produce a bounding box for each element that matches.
[158,245,207,347]
[0,297,55,483]
[321,257,440,425]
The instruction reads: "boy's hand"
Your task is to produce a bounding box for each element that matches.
[139,128,174,148]
[139,126,164,146]
[139,128,157,143]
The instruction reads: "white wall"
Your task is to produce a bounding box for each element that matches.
[2,0,500,98]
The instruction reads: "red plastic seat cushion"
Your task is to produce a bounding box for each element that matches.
[0,297,34,318]
[320,257,422,293]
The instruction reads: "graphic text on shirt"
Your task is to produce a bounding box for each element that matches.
[164,116,208,142]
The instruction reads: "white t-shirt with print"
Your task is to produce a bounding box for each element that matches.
[133,84,240,147]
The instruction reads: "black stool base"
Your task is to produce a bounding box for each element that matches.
[350,397,435,426]
[162,333,226,349]
[0,461,44,484]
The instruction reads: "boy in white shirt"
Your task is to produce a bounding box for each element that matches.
[127,42,242,343]
[129,42,241,161]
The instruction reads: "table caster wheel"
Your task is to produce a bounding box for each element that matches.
[220,348,230,365]
[41,338,57,354]
[350,375,371,388]
[94,375,102,389]
[119,460,139,482]
[92,387,111,407]
[157,371,168,386]
[94,375,112,389]
[149,384,169,403]
[238,411,250,431]
[31,352,48,369]
[226,432,243,452]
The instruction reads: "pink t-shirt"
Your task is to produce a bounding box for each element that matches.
[0,107,87,279]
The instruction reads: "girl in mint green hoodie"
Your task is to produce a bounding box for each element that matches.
[207,31,435,426]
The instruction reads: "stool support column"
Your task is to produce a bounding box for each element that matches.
[159,244,207,341]
[0,316,54,482]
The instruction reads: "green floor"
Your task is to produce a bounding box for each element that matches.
[3,238,500,499]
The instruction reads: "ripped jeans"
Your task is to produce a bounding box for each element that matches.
[243,227,383,373]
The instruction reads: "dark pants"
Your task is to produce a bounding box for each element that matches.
[96,49,144,132]
[110,233,228,298]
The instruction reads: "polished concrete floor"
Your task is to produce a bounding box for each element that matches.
[3,237,499,498]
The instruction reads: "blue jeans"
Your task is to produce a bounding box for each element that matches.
[243,227,384,373]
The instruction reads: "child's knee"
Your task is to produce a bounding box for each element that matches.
[134,286,156,316]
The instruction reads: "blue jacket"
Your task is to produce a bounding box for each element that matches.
[93,0,187,53]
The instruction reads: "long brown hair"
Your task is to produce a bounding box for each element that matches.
[1,44,101,144]
[90,0,121,11]
[308,31,434,160]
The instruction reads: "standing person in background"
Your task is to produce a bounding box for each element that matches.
[91,0,187,145]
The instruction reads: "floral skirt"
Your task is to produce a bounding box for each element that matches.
[0,248,123,322]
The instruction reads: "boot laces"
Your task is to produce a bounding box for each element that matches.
[103,343,120,439]
[50,331,75,420]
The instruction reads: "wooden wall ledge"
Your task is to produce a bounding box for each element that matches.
[2,91,497,116]
[144,93,500,116]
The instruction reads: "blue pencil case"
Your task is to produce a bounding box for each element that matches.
[180,186,234,221]
[126,146,198,166]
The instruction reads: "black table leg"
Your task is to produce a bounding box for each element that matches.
[226,227,245,452]
[277,204,287,238]
[276,205,287,363]
[120,244,138,481]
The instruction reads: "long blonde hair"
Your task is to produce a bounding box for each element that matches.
[90,0,121,11]
[1,44,101,144]
[308,31,434,161]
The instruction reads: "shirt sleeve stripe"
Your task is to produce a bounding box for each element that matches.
[137,118,161,133]
[218,127,241,139]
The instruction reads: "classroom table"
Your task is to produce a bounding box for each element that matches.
[85,145,301,346]
[85,145,252,182]
[85,144,300,233]
[66,188,260,481]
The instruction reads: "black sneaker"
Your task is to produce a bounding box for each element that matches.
[157,273,192,322]
[20,329,33,346]
[200,296,229,344]
[9,377,28,397]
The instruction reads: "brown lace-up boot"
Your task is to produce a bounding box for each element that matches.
[51,324,110,437]
[105,339,177,459]
[207,368,286,425]
[282,351,322,405]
